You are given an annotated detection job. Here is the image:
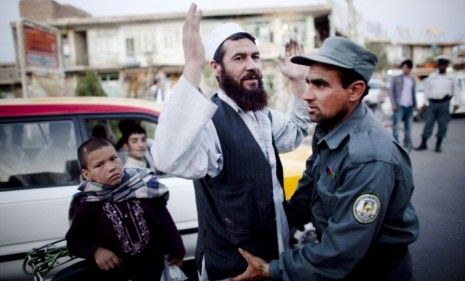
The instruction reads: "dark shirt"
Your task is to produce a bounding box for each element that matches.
[66,197,184,277]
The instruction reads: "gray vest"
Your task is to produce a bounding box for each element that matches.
[193,95,283,279]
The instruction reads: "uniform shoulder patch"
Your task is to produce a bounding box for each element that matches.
[352,194,380,224]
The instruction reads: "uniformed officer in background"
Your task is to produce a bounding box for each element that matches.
[416,55,459,152]
[231,37,419,281]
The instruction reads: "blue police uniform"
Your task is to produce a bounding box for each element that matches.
[269,104,419,281]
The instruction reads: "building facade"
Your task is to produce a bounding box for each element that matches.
[16,0,335,110]
[12,0,464,102]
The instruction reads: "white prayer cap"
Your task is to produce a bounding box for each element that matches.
[204,22,247,61]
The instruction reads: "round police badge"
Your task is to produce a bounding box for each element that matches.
[352,194,380,224]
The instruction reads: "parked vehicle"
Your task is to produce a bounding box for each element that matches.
[452,72,465,115]
[0,97,308,280]
[0,97,196,280]
[363,79,389,113]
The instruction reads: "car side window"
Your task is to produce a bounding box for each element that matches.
[84,118,158,172]
[0,121,80,190]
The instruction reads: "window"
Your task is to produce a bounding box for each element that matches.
[0,121,79,190]
[62,34,70,58]
[100,73,119,81]
[253,21,274,44]
[401,45,413,61]
[126,38,135,57]
[281,20,307,46]
[85,118,157,171]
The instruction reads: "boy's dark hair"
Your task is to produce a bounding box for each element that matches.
[213,33,256,65]
[400,59,413,69]
[122,123,147,144]
[78,137,114,169]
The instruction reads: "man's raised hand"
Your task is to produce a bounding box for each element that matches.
[278,39,309,97]
[182,3,205,87]
[278,39,308,81]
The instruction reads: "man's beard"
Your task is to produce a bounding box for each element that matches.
[218,69,268,112]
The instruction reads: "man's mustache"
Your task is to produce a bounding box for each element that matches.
[241,71,261,82]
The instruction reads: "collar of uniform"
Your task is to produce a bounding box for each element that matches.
[320,104,366,150]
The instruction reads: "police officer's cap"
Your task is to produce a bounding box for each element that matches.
[291,37,378,82]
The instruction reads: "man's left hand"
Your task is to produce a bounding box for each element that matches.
[278,39,308,81]
[453,105,459,112]
[230,249,270,281]
[277,39,308,98]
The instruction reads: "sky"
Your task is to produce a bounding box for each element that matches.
[1,0,464,63]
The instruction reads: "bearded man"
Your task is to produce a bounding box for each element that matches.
[152,4,311,280]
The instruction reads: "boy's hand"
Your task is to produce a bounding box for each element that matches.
[94,247,121,271]
[168,257,183,267]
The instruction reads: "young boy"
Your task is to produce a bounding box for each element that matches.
[121,124,154,170]
[65,137,184,281]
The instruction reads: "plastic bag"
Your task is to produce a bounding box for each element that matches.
[160,262,188,281]
[292,222,319,249]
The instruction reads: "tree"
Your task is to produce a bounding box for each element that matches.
[75,70,107,96]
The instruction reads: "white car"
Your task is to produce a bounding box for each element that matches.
[0,97,308,280]
[0,97,198,280]
[452,72,465,115]
[364,79,389,112]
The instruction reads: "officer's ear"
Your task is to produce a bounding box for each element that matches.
[348,80,366,102]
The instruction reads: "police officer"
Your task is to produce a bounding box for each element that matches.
[231,37,419,281]
[416,55,459,152]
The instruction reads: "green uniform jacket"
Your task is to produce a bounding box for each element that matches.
[270,104,419,280]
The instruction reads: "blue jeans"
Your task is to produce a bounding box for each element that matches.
[392,106,413,147]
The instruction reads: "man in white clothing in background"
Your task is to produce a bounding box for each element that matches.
[416,55,459,152]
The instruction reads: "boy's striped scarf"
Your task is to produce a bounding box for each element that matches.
[74,168,168,203]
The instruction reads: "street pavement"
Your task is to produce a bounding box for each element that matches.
[407,116,465,281]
